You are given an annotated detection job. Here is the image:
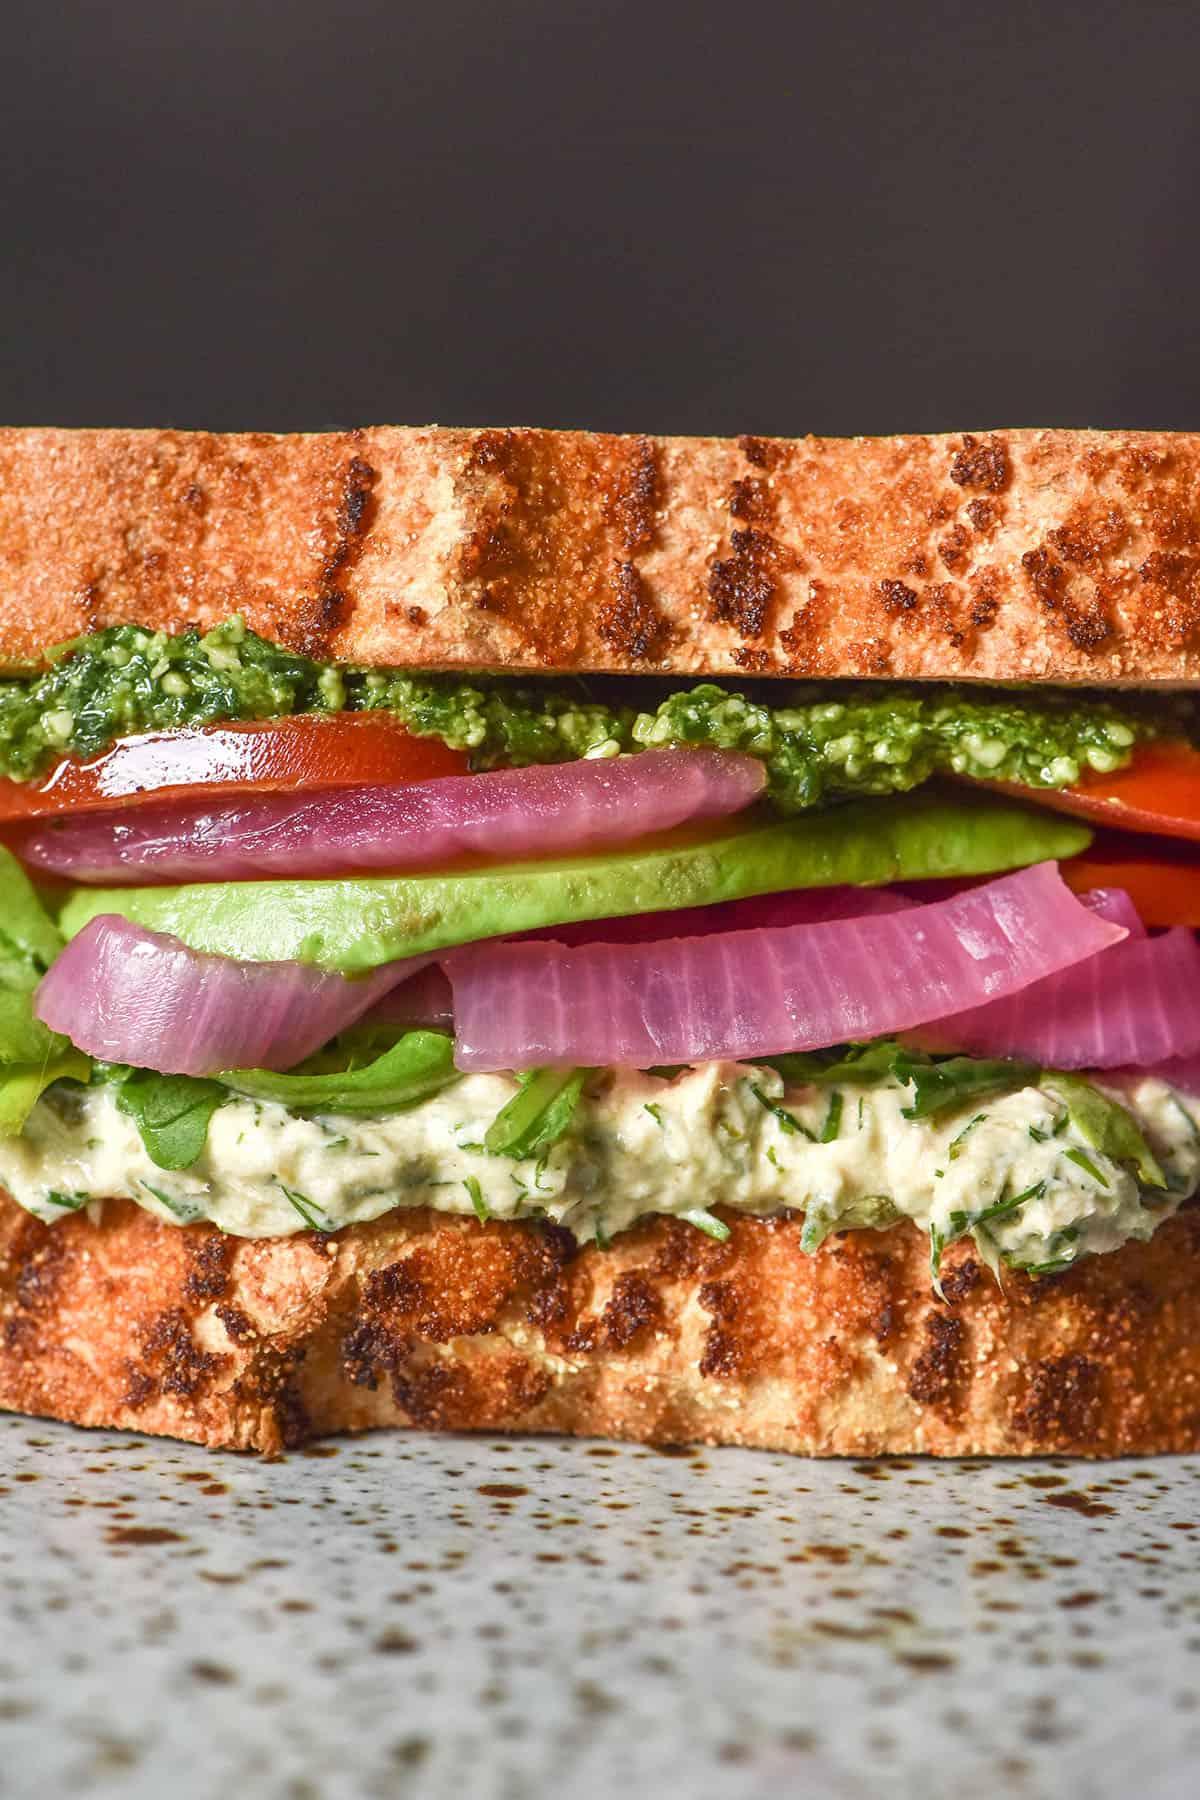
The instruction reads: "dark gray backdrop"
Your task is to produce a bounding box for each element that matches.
[2,0,1196,434]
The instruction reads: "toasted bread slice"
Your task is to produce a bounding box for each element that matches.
[1,426,1199,683]
[3,1193,1199,1455]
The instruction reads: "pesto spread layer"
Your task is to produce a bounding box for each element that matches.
[0,616,1178,808]
[2,1062,1195,1278]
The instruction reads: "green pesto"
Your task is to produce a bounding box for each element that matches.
[0,615,1183,809]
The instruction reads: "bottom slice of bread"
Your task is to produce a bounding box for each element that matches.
[2,1193,1200,1455]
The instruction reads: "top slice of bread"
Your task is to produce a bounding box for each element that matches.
[1,425,1198,682]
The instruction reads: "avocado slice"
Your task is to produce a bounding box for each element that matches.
[58,791,1092,974]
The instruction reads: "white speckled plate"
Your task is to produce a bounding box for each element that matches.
[1,1413,1198,1799]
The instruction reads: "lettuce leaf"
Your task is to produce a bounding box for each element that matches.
[0,846,74,1069]
[0,1051,90,1137]
[217,1030,458,1113]
[114,1070,227,1171]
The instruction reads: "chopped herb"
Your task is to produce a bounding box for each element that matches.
[682,1207,731,1242]
[1166,1093,1200,1143]
[947,1180,1046,1239]
[138,1177,199,1221]
[486,1067,588,1159]
[948,1112,988,1161]
[820,1091,843,1143]
[929,1222,947,1298]
[1013,1227,1080,1277]
[45,1189,88,1212]
[278,1183,325,1230]
[749,1083,815,1140]
[1041,1072,1165,1188]
[800,1193,901,1254]
[533,1153,554,1192]
[464,1175,490,1223]
[766,1143,782,1171]
[1028,1123,1049,1143]
[643,1102,666,1128]
[1062,1146,1109,1189]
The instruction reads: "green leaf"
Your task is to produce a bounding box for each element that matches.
[758,1040,901,1087]
[0,846,72,1069]
[897,1053,1038,1120]
[0,846,66,970]
[1040,1072,1166,1189]
[485,1067,588,1159]
[114,1070,226,1170]
[0,1050,90,1137]
[218,1031,459,1114]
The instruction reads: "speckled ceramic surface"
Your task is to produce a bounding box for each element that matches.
[0,1414,1198,1799]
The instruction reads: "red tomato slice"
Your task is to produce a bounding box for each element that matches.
[1062,830,1200,927]
[987,740,1200,843]
[0,714,469,821]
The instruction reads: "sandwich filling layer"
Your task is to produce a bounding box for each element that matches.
[1,617,1199,1292]
[3,1063,1197,1281]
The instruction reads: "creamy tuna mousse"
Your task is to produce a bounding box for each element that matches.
[4,1062,1198,1284]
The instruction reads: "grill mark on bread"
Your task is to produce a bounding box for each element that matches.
[907,1314,966,1407]
[949,433,1011,493]
[184,1232,233,1303]
[294,445,378,657]
[129,1307,228,1404]
[1013,1353,1103,1445]
[597,560,670,661]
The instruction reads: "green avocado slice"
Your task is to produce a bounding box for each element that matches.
[58,791,1093,974]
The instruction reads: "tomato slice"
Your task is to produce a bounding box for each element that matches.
[0,714,469,821]
[987,740,1200,843]
[1062,832,1200,928]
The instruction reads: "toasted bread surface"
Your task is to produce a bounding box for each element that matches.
[2,426,1200,682]
[3,1193,1198,1455]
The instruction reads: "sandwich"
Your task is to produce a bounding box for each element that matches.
[1,423,1200,1456]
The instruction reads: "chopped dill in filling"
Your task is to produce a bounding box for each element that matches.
[0,615,1184,807]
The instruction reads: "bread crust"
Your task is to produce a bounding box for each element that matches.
[3,1193,1199,1456]
[2,425,1200,682]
